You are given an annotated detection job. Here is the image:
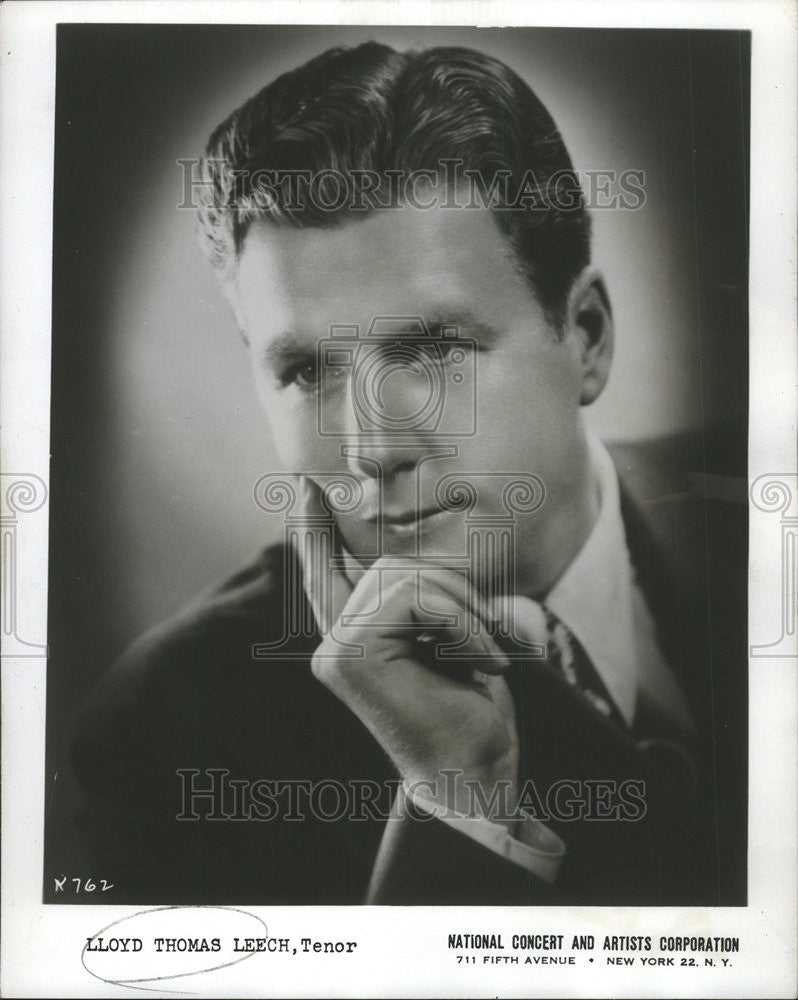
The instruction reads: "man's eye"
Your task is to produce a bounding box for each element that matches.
[280,360,321,390]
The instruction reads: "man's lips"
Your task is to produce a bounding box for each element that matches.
[364,505,446,527]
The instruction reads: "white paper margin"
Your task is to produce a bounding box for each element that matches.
[1,1,795,997]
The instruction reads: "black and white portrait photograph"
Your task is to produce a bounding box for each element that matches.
[1,2,796,997]
[44,21,750,907]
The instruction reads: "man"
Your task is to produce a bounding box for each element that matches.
[71,42,747,905]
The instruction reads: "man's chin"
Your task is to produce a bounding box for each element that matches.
[340,525,519,595]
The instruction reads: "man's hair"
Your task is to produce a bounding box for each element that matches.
[197,42,591,326]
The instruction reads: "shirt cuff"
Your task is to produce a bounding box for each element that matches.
[403,781,565,885]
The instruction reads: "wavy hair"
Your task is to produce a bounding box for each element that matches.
[197,43,591,326]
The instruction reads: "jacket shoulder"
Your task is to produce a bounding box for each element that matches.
[106,542,309,682]
[607,425,747,555]
[70,543,316,799]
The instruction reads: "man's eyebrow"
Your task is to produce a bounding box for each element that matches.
[423,309,504,342]
[259,332,315,368]
[260,311,503,366]
[364,308,503,340]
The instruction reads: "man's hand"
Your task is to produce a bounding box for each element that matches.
[296,477,520,829]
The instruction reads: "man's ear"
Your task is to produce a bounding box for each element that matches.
[565,266,614,406]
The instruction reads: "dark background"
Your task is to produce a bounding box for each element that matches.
[44,25,749,888]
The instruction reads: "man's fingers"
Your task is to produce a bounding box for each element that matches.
[335,572,510,675]
[408,579,511,674]
[370,557,499,636]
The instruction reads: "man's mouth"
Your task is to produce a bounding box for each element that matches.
[366,505,450,531]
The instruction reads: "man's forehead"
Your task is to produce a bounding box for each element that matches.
[240,204,520,290]
[234,204,540,349]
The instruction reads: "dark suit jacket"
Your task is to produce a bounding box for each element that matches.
[68,432,747,905]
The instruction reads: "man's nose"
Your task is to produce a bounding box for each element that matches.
[341,353,440,481]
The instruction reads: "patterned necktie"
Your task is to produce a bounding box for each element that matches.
[498,596,700,799]
[540,606,629,730]
[493,595,628,730]
[543,605,626,728]
[541,604,698,792]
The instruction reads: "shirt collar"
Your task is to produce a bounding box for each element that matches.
[543,433,637,725]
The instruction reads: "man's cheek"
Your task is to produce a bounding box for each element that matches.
[261,406,338,473]
[271,428,315,472]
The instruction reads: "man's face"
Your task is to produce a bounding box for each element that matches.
[235,203,593,594]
